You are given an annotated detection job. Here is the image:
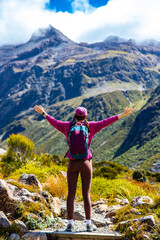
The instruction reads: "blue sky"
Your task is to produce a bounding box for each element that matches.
[45,0,109,13]
[0,0,160,46]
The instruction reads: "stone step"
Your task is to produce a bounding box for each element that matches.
[45,231,123,240]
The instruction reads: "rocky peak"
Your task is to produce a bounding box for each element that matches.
[29,25,74,44]
[104,35,126,43]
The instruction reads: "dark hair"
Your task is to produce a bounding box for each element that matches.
[69,115,90,133]
[75,115,85,121]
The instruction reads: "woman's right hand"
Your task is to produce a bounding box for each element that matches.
[34,105,44,114]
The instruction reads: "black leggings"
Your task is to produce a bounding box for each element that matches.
[67,159,92,220]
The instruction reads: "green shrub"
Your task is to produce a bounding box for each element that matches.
[1,134,35,177]
[1,148,22,177]
[7,133,35,159]
[155,173,160,182]
[93,160,129,179]
[94,166,118,179]
[38,153,56,167]
[132,169,147,182]
[23,213,61,230]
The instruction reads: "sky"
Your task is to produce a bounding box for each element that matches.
[0,0,160,46]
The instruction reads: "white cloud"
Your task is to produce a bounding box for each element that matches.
[0,0,160,46]
[71,0,95,13]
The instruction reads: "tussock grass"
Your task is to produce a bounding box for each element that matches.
[43,175,68,199]
[7,180,39,193]
[90,177,158,202]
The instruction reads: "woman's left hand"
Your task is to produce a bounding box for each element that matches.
[123,106,133,116]
[118,106,133,119]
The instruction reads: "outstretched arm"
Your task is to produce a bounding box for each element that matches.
[34,105,47,118]
[118,106,133,119]
[34,105,70,136]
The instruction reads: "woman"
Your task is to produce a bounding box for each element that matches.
[34,105,132,232]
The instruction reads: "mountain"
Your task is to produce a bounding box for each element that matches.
[114,85,160,156]
[0,25,160,170]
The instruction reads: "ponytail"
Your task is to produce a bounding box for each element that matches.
[85,117,90,133]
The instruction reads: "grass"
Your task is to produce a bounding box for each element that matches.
[90,177,159,202]
[43,174,68,199]
[0,146,160,237]
[8,159,67,182]
[6,180,40,193]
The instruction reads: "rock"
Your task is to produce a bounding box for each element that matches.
[132,196,154,207]
[59,171,67,178]
[60,206,67,218]
[0,211,11,229]
[150,160,160,173]
[92,217,112,227]
[138,215,155,227]
[61,201,85,220]
[0,180,18,212]
[41,192,61,216]
[0,179,37,213]
[118,220,132,230]
[21,232,47,240]
[51,197,61,215]
[142,234,151,240]
[12,186,36,203]
[130,208,142,215]
[8,233,20,240]
[95,204,108,213]
[105,205,123,218]
[18,174,42,190]
[12,220,28,235]
[74,211,85,220]
[0,148,6,155]
[115,198,129,205]
[92,199,107,207]
[118,215,155,230]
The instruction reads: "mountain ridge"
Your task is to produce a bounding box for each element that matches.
[0,25,160,170]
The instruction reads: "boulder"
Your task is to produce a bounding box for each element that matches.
[21,232,47,240]
[0,179,37,213]
[0,211,11,229]
[74,211,85,220]
[92,217,112,227]
[115,198,129,205]
[118,215,155,230]
[105,205,123,218]
[0,180,19,212]
[18,174,42,190]
[8,233,20,240]
[0,148,6,155]
[132,196,154,207]
[12,220,28,235]
[95,204,108,214]
[130,208,142,215]
[138,215,155,227]
[50,197,61,215]
[92,199,107,207]
[61,201,85,220]
[12,185,37,202]
[41,192,61,215]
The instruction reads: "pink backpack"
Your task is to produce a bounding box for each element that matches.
[68,123,89,159]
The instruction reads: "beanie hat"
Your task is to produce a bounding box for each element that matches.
[75,107,87,116]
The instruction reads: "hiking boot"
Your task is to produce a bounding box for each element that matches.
[65,224,74,232]
[86,224,93,232]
